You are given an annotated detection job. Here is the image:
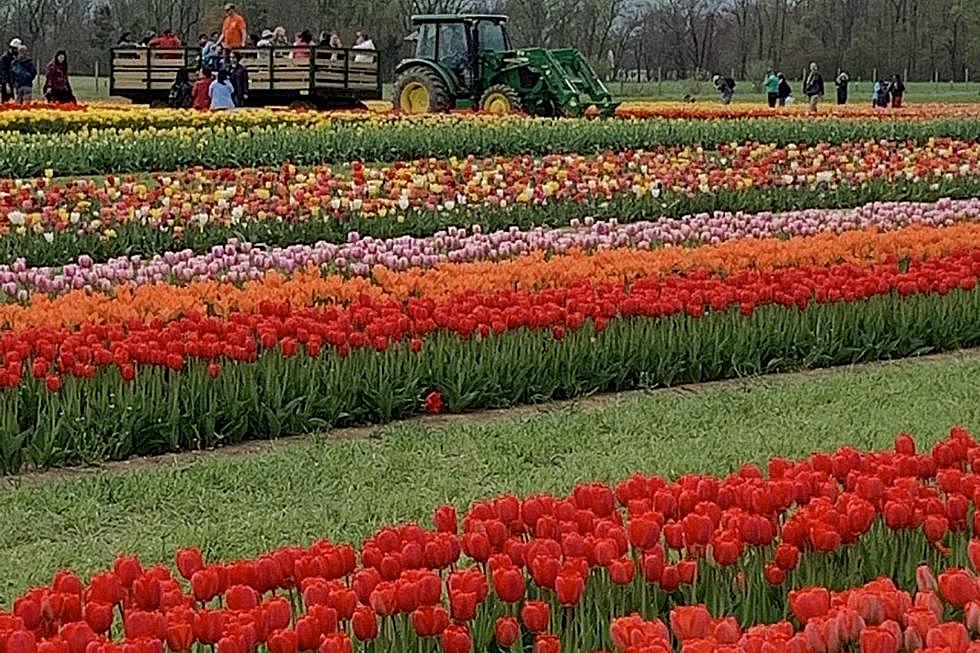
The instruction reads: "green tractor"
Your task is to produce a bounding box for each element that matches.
[394,14,619,117]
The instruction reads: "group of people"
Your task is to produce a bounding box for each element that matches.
[713,62,907,112]
[129,3,376,67]
[0,39,75,104]
[873,74,906,108]
[168,54,248,110]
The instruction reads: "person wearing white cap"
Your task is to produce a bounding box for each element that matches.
[0,39,22,103]
[256,29,274,47]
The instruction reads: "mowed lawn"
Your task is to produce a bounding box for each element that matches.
[1,353,979,604]
[68,74,980,104]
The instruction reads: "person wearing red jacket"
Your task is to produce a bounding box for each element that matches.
[191,69,212,110]
[43,50,76,103]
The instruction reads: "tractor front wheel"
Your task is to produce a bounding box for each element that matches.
[394,67,452,114]
[478,85,523,115]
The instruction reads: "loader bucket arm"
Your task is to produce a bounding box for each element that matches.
[546,48,620,116]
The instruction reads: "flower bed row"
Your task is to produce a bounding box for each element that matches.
[4,140,980,266]
[3,115,980,177]
[0,101,977,134]
[1,198,974,301]
[1,238,980,470]
[4,427,980,653]
[3,221,978,331]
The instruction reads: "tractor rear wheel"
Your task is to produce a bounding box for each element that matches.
[394,66,452,114]
[479,84,523,115]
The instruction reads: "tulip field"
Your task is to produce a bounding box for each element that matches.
[3,98,980,653]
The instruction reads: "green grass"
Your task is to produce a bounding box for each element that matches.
[69,75,980,104]
[0,353,978,603]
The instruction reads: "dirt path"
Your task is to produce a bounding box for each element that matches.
[4,348,979,489]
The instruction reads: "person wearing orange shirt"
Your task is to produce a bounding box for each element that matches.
[220,3,247,50]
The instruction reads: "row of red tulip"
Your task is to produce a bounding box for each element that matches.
[4,429,980,653]
[3,247,980,392]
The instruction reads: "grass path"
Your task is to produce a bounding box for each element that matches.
[1,352,979,603]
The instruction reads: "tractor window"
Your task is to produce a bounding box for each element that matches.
[476,21,508,52]
[437,23,469,74]
[416,23,436,60]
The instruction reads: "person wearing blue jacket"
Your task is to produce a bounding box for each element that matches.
[11,45,36,103]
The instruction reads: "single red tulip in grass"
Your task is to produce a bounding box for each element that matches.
[424,390,444,414]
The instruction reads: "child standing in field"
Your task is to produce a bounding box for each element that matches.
[192,69,212,110]
[208,69,236,110]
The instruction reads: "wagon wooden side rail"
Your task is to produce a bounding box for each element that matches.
[110,46,382,108]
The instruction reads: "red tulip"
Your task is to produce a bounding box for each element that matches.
[113,555,143,588]
[860,626,898,653]
[554,569,585,607]
[424,390,444,414]
[411,605,450,638]
[433,505,457,534]
[317,633,351,653]
[449,590,477,622]
[6,631,36,653]
[533,634,560,653]
[165,621,194,653]
[14,597,42,630]
[669,605,712,641]
[969,539,980,572]
[495,616,520,648]
[774,543,800,571]
[441,624,472,653]
[939,568,979,607]
[226,584,259,611]
[492,566,525,603]
[267,629,298,653]
[351,606,378,642]
[190,568,221,603]
[916,565,939,593]
[294,615,320,652]
[132,576,161,611]
[521,601,550,634]
[59,623,97,653]
[966,600,980,633]
[175,548,205,580]
[790,587,831,624]
[925,622,969,653]
[83,601,115,634]
[763,563,786,586]
[608,557,635,585]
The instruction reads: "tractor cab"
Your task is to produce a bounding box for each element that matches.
[394,14,618,117]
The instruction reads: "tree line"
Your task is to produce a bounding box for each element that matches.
[1,0,977,84]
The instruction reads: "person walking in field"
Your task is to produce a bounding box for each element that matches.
[888,74,905,108]
[11,45,36,103]
[0,39,23,103]
[803,62,824,112]
[763,68,779,108]
[776,72,792,106]
[712,74,734,105]
[873,78,890,108]
[835,69,849,105]
[220,3,247,51]
[43,50,76,103]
